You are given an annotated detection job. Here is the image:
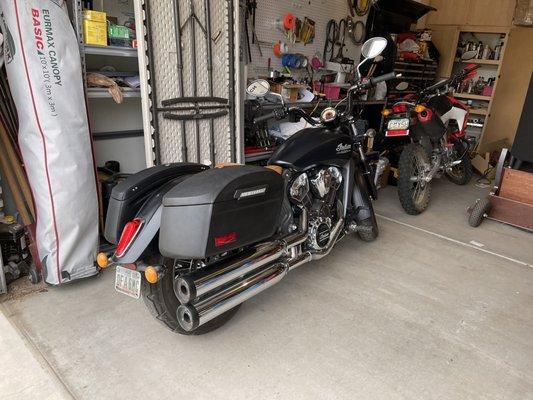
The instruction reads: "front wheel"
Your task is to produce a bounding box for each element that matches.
[446,141,473,185]
[141,258,240,335]
[397,143,432,215]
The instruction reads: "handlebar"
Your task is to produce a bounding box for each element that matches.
[253,108,285,124]
[369,72,398,87]
[253,72,400,125]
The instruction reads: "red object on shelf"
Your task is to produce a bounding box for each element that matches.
[313,82,341,100]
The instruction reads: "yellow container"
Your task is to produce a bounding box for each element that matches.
[83,9,106,23]
[84,20,107,46]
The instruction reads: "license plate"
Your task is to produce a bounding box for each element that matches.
[387,118,410,131]
[115,265,141,299]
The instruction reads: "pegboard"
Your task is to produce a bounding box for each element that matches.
[246,0,368,77]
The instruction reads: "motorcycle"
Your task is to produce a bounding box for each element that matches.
[382,62,479,215]
[97,37,399,335]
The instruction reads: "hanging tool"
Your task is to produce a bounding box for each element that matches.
[324,19,347,64]
[355,0,372,16]
[332,18,347,62]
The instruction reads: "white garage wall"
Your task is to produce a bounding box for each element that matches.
[246,0,368,77]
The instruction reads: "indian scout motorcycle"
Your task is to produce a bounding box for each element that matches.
[97,38,399,335]
[381,61,479,215]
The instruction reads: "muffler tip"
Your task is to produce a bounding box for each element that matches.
[177,304,199,332]
[174,276,196,304]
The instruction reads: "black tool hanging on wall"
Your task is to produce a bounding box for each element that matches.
[323,19,346,63]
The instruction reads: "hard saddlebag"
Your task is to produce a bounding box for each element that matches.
[104,163,208,244]
[160,165,284,259]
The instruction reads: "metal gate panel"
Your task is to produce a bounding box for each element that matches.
[136,0,238,165]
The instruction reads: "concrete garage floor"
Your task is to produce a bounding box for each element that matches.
[1,179,532,400]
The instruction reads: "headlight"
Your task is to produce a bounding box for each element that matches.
[289,173,309,203]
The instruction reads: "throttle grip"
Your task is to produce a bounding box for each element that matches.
[254,109,284,124]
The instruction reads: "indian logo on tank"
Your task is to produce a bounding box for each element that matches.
[336,143,351,154]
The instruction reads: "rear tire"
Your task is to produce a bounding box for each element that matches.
[141,258,240,335]
[398,143,432,215]
[446,141,473,185]
[468,198,491,227]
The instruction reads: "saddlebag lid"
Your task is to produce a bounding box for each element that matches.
[163,165,282,206]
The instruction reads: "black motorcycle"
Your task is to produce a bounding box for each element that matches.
[98,38,398,335]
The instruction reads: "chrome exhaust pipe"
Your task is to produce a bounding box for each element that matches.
[176,218,345,332]
[175,210,308,304]
[177,263,288,332]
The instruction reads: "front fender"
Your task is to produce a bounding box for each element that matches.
[352,168,375,223]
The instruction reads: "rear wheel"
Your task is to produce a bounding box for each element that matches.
[446,141,473,185]
[398,143,432,215]
[141,257,240,335]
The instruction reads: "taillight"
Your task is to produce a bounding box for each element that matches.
[214,232,237,248]
[392,104,407,113]
[115,218,144,257]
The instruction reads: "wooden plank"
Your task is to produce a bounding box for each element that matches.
[488,194,533,231]
[499,168,533,205]
[428,25,460,79]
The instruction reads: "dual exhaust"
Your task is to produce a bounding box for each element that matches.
[175,212,344,332]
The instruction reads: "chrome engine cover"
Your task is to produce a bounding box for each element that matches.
[308,216,332,250]
[310,167,342,198]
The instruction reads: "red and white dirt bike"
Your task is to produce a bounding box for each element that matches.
[382,64,480,214]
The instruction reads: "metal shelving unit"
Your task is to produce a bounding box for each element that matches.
[84,44,138,58]
[70,0,145,170]
[87,87,142,98]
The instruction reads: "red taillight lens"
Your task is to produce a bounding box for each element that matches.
[115,218,144,257]
[214,232,237,248]
[392,104,407,113]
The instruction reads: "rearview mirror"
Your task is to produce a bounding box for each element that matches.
[461,50,478,61]
[246,79,270,98]
[361,37,388,60]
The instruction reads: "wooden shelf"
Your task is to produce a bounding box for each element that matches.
[455,58,500,66]
[454,92,492,101]
[470,108,488,116]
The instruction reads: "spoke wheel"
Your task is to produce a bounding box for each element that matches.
[398,143,432,215]
[446,141,473,185]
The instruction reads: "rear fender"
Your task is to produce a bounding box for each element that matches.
[113,175,192,264]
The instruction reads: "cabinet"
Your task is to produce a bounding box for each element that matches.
[430,26,461,79]
[426,0,469,25]
[427,0,515,27]
[466,0,515,27]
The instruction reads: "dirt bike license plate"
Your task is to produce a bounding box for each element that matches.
[386,118,410,136]
[115,265,141,299]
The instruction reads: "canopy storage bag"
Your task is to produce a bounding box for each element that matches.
[0,0,98,284]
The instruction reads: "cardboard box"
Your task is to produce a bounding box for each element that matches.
[83,9,106,22]
[84,20,107,46]
[83,9,107,46]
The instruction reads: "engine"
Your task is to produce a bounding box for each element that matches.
[289,167,343,251]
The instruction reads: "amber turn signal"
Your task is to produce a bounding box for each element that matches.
[381,108,392,117]
[96,252,109,269]
[414,104,426,113]
[144,266,159,284]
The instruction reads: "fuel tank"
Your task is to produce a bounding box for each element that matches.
[269,127,352,170]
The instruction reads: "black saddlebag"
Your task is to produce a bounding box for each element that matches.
[160,165,284,259]
[104,163,208,244]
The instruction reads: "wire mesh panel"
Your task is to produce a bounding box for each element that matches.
[140,0,236,165]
